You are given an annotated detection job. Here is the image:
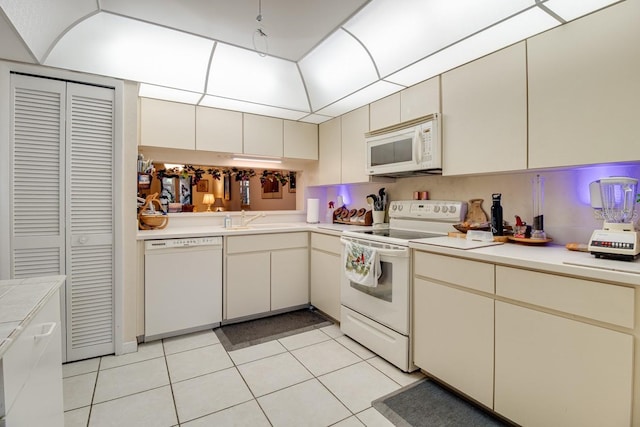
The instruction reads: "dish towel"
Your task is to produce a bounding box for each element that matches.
[344,241,381,287]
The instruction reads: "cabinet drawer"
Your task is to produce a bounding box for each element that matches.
[496,266,634,328]
[414,251,494,293]
[311,233,341,254]
[227,232,308,254]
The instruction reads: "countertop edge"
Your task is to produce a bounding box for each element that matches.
[410,240,640,286]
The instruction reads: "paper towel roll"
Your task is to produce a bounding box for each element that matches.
[307,198,320,223]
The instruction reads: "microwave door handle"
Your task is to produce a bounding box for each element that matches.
[414,126,423,164]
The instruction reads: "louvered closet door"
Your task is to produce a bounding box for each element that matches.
[10,74,66,279]
[65,82,115,361]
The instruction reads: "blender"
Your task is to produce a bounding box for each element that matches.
[588,177,640,260]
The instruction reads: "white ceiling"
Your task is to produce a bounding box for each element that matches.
[0,0,623,123]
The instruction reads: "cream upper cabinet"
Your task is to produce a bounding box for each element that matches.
[195,107,242,154]
[317,117,342,185]
[442,42,527,176]
[243,113,283,157]
[400,76,440,122]
[140,98,195,150]
[341,105,369,184]
[283,120,318,160]
[370,92,400,131]
[527,0,640,168]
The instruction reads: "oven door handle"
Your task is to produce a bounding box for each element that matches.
[340,237,409,257]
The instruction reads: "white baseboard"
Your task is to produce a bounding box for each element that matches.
[119,340,138,355]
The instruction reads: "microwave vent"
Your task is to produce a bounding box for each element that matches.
[365,113,439,138]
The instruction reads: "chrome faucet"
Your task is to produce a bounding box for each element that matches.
[241,210,266,226]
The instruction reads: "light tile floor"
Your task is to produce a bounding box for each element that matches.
[63,324,425,426]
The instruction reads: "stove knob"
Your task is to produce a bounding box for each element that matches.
[442,206,449,213]
[450,206,457,213]
[433,206,440,213]
[398,205,403,211]
[391,204,397,211]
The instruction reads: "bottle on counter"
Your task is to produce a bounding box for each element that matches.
[224,214,232,228]
[491,193,503,236]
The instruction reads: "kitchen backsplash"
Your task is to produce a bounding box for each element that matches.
[307,163,640,246]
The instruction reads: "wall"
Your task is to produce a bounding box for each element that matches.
[308,163,640,246]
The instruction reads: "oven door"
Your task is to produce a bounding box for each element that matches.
[340,237,410,335]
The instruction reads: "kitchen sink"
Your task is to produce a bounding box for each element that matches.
[228,223,302,231]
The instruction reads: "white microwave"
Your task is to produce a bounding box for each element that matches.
[365,113,441,177]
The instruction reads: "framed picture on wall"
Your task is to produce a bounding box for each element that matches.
[196,179,209,192]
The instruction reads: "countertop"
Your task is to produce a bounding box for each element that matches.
[137,222,373,240]
[0,275,65,358]
[137,222,640,286]
[411,237,640,286]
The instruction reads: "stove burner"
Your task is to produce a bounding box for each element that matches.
[358,229,442,240]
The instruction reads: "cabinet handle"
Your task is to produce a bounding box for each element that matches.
[34,322,56,340]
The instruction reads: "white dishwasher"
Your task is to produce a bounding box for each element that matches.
[144,236,223,341]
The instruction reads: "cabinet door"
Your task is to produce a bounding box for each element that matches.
[226,252,271,319]
[401,77,440,122]
[140,98,195,150]
[527,0,640,168]
[370,92,400,131]
[341,105,369,184]
[196,106,242,153]
[317,117,341,185]
[243,113,283,157]
[442,42,527,175]
[495,301,633,427]
[414,278,494,408]
[310,247,341,321]
[283,121,318,160]
[271,248,309,311]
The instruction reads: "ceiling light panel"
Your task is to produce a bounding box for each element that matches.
[0,0,96,62]
[543,0,621,21]
[344,0,536,77]
[45,13,213,93]
[139,84,202,104]
[316,80,403,117]
[299,28,379,111]
[299,114,334,124]
[199,95,308,121]
[101,0,368,62]
[387,7,559,87]
[207,43,309,112]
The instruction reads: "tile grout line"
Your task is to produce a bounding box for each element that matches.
[161,339,182,426]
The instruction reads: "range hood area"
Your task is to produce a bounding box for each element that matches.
[0,0,622,123]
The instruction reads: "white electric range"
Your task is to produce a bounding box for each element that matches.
[339,200,466,372]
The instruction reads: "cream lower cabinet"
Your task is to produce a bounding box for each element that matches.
[494,266,634,427]
[495,302,633,427]
[1,290,64,427]
[271,248,309,311]
[225,232,309,320]
[413,251,495,408]
[310,233,341,321]
[413,251,635,426]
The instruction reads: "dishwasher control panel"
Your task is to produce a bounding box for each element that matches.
[145,236,222,250]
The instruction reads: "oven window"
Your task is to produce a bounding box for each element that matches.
[350,261,392,302]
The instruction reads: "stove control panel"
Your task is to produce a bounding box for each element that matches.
[389,200,467,222]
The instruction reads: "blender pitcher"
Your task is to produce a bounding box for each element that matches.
[599,177,638,228]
